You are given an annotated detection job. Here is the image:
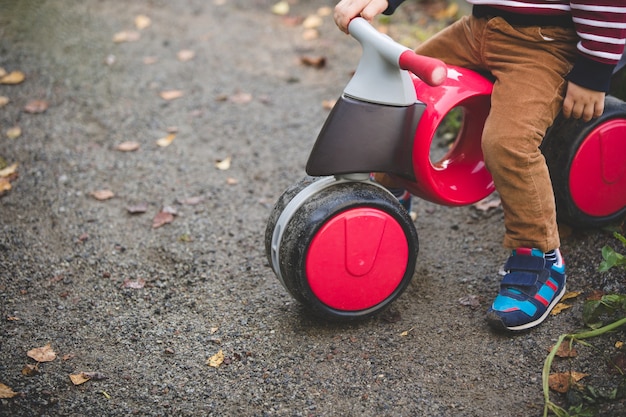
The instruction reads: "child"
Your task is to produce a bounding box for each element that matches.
[334,0,626,331]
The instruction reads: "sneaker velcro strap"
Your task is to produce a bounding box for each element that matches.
[504,255,546,273]
[501,271,538,288]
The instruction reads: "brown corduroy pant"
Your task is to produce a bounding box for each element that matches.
[380,15,579,252]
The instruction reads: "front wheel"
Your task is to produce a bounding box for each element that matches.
[264,177,419,320]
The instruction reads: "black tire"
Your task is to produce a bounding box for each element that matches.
[264,177,418,320]
[542,96,626,228]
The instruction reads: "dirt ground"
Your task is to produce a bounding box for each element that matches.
[0,1,624,416]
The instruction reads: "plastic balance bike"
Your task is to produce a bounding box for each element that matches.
[265,18,626,321]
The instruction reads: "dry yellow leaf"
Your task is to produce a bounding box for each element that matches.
[0,71,25,85]
[207,350,224,368]
[0,96,9,107]
[0,382,18,399]
[116,141,140,152]
[616,341,624,349]
[69,372,91,385]
[317,6,332,16]
[561,291,582,302]
[135,14,151,30]
[550,302,573,316]
[159,90,184,101]
[215,156,231,170]
[156,133,176,147]
[177,49,195,62]
[90,189,115,201]
[0,163,18,178]
[113,30,140,43]
[271,1,289,16]
[27,344,56,363]
[302,15,323,29]
[6,126,21,139]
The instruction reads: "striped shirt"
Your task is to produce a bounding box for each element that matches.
[385,0,626,91]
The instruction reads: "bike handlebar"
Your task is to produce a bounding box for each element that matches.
[347,17,446,87]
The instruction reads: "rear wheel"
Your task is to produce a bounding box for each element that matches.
[264,177,418,320]
[543,96,626,227]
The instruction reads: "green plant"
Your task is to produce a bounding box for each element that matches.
[599,232,626,272]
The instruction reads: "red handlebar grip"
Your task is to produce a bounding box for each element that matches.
[399,50,447,86]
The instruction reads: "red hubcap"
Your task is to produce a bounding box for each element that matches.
[305,208,409,311]
[569,119,626,217]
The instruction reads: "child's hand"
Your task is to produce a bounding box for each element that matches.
[334,0,389,33]
[562,81,605,122]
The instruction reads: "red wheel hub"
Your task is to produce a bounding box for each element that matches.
[569,119,626,217]
[305,208,409,311]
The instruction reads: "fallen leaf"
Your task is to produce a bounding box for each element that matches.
[180,196,205,205]
[230,91,252,104]
[23,99,48,114]
[215,156,231,170]
[616,341,624,349]
[0,382,18,399]
[0,96,9,107]
[302,15,323,29]
[22,363,39,376]
[127,202,148,214]
[549,343,578,358]
[318,6,332,17]
[156,133,176,147]
[159,90,184,101]
[143,56,158,65]
[300,55,326,68]
[177,49,195,62]
[134,14,151,30]
[0,163,18,177]
[473,195,501,211]
[586,290,605,301]
[116,141,140,152]
[458,295,481,309]
[121,278,146,289]
[322,99,336,110]
[27,344,56,363]
[62,353,76,361]
[302,28,319,41]
[550,302,572,316]
[0,71,25,85]
[400,328,414,337]
[561,291,582,302]
[549,371,587,393]
[271,1,289,15]
[69,372,91,385]
[433,3,459,20]
[152,211,174,228]
[207,350,224,368]
[6,316,19,321]
[90,189,115,201]
[6,126,21,139]
[113,30,140,43]
[0,178,11,193]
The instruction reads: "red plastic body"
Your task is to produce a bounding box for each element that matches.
[305,208,409,311]
[395,66,496,206]
[569,119,626,217]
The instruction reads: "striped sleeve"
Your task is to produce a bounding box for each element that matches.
[568,1,626,91]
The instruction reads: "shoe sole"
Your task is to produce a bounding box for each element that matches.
[487,282,567,332]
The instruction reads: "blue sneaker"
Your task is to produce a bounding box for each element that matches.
[486,248,566,331]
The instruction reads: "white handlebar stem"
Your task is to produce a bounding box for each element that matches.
[343,18,417,106]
